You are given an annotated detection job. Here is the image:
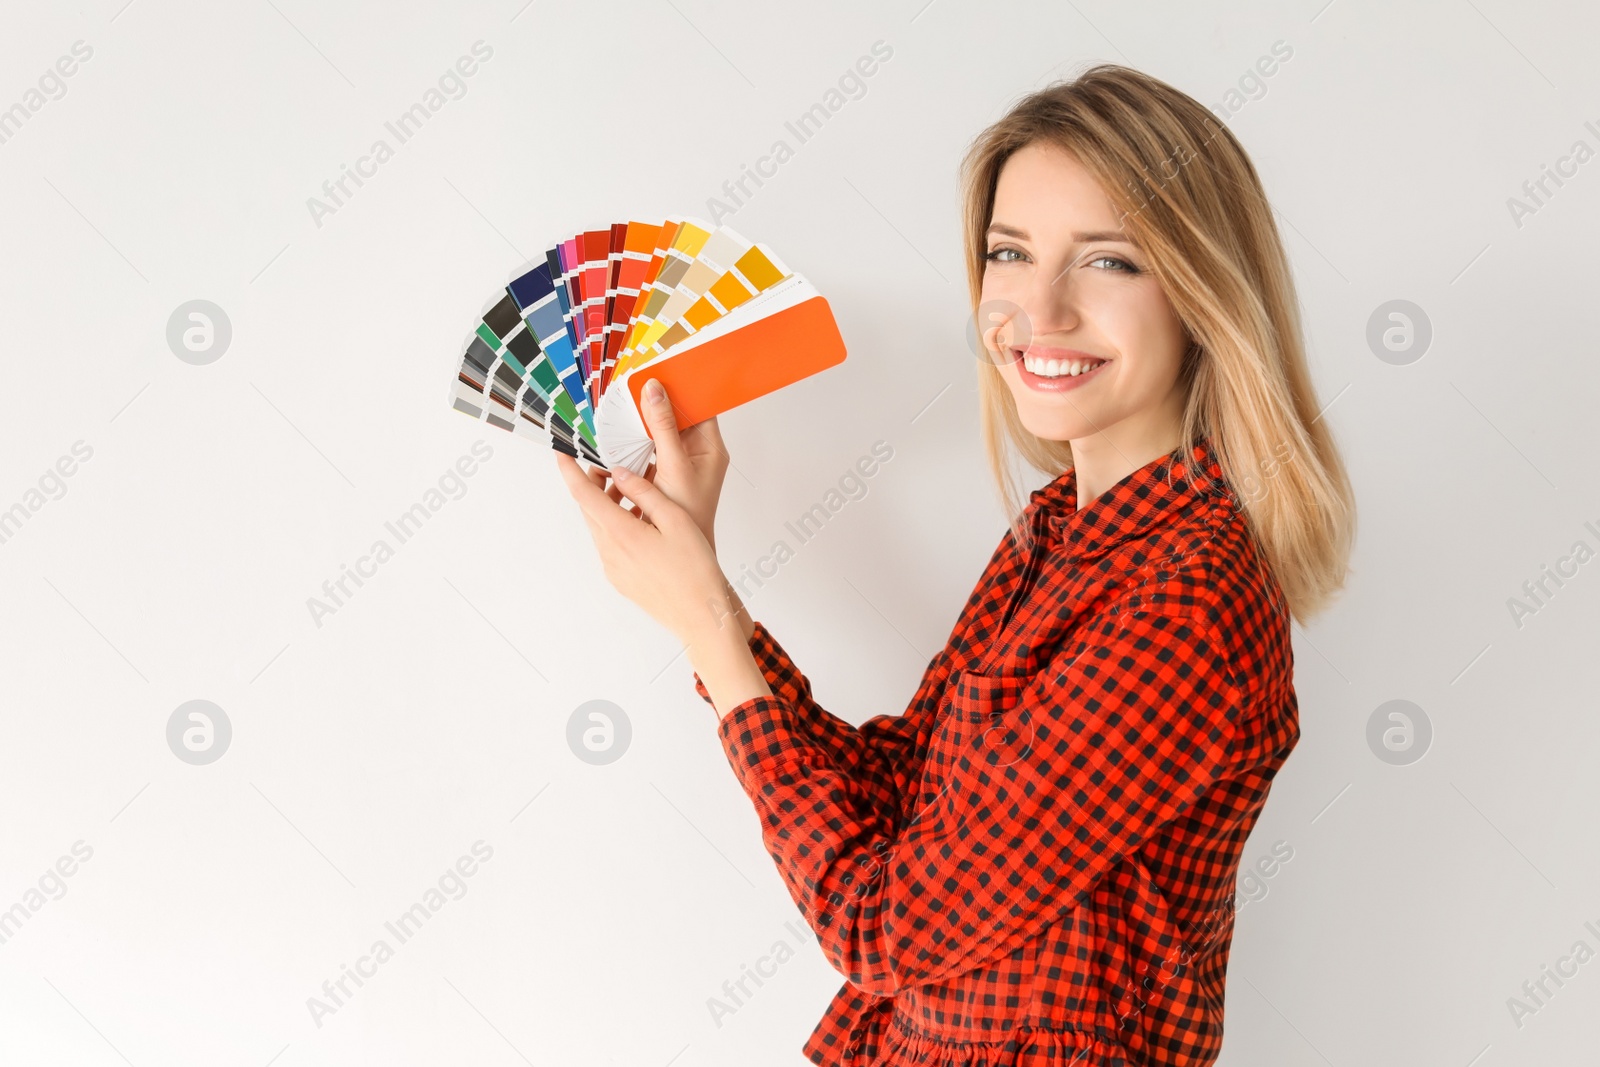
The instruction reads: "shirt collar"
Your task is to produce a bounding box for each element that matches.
[1028,434,1230,559]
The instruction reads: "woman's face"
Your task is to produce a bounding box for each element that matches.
[979,140,1191,445]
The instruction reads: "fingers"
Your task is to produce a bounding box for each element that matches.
[639,377,688,470]
[582,460,637,509]
[683,413,728,466]
[612,481,644,517]
[589,463,627,507]
[609,463,683,532]
[556,454,638,544]
[585,463,611,498]
[698,414,725,448]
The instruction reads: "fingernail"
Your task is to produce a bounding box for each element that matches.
[644,378,665,406]
[611,464,632,480]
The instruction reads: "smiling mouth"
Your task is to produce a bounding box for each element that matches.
[1011,348,1109,378]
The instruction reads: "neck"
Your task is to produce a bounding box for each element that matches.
[1069,414,1185,511]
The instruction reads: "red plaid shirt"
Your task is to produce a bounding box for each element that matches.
[694,436,1300,1066]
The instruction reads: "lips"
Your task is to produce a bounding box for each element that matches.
[1011,346,1109,368]
[1013,348,1111,393]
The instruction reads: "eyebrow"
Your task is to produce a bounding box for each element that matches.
[986,223,1136,245]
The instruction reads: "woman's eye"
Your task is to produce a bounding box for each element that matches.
[1087,254,1140,274]
[984,248,1141,274]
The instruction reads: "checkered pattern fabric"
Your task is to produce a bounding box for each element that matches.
[694,436,1300,1066]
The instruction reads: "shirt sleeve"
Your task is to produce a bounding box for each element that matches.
[694,621,948,839]
[695,526,1025,838]
[713,608,1243,997]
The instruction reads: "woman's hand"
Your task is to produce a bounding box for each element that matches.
[554,450,741,647]
[636,378,730,552]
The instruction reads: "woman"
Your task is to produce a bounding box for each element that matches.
[556,63,1355,1067]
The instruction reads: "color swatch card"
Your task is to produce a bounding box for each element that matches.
[448,217,849,474]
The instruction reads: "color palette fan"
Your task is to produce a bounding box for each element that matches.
[448,216,848,474]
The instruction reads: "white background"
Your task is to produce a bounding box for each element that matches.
[0,0,1597,1064]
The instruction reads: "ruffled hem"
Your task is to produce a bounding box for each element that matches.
[870,1009,1131,1067]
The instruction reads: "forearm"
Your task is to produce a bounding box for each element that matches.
[683,511,759,709]
[723,577,756,643]
[703,532,757,643]
[684,614,771,723]
[685,586,769,718]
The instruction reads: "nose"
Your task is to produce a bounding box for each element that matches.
[1013,251,1088,345]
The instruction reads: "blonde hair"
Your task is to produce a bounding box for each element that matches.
[960,62,1355,622]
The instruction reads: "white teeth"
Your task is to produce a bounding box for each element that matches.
[1022,355,1104,378]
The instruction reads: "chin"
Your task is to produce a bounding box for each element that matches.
[1015,405,1093,443]
[1000,369,1102,442]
